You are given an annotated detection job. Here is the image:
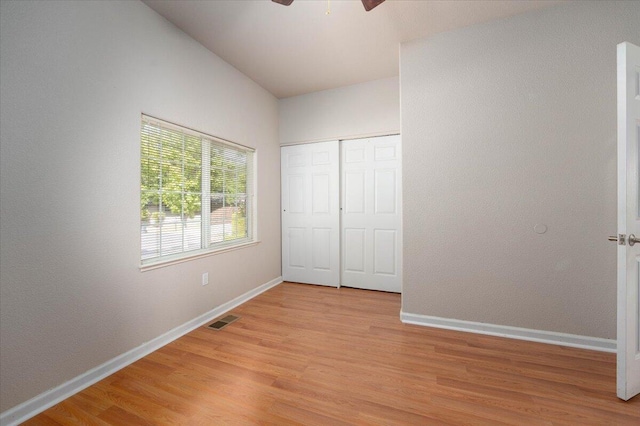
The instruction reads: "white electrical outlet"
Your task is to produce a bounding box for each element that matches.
[202,272,209,286]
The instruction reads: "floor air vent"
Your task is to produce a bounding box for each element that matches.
[207,315,240,330]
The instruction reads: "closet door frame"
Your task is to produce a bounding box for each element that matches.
[281,135,402,293]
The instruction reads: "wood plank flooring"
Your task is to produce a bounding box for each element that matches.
[25,282,639,425]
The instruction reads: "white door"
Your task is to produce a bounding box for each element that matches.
[341,135,402,292]
[281,142,340,287]
[616,41,640,401]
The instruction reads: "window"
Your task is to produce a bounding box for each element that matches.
[140,115,255,266]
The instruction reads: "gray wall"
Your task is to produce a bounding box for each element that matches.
[401,1,640,339]
[0,0,281,412]
[279,77,399,145]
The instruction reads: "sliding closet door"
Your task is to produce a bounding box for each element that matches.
[341,135,402,292]
[281,142,340,286]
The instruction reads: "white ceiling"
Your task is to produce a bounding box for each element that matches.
[143,0,563,99]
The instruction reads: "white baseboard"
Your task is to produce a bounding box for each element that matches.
[400,311,616,353]
[0,277,283,426]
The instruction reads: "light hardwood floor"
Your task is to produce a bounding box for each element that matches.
[25,282,639,425]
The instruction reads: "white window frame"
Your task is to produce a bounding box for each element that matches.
[139,115,258,271]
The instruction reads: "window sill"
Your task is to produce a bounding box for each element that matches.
[139,240,260,272]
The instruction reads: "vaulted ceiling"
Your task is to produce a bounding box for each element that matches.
[143,0,562,98]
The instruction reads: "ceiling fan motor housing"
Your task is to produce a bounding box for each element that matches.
[272,0,386,12]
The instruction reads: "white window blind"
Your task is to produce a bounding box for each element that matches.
[140,115,254,265]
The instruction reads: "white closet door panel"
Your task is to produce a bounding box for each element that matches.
[374,229,397,275]
[288,175,306,213]
[344,171,365,214]
[344,228,366,273]
[341,135,402,293]
[312,227,332,270]
[312,174,330,214]
[282,142,339,287]
[374,169,397,214]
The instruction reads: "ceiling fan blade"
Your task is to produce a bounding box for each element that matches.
[272,0,294,5]
[361,0,385,12]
